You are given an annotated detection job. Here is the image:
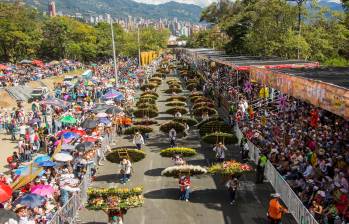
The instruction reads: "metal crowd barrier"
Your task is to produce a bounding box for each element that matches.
[235,126,319,224]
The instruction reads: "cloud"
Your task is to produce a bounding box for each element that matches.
[133,0,217,7]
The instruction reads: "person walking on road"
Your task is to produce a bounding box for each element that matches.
[213,142,227,163]
[179,174,191,202]
[169,128,177,147]
[120,158,132,184]
[267,193,288,224]
[133,132,144,150]
[226,176,239,205]
[256,153,267,183]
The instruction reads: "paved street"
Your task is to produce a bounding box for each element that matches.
[79,74,296,224]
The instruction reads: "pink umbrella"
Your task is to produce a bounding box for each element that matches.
[31,184,54,197]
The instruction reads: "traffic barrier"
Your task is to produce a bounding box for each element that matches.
[235,126,319,224]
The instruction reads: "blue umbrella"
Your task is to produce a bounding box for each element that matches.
[14,166,32,176]
[34,155,51,164]
[62,132,78,139]
[99,117,111,125]
[15,194,45,208]
[38,161,56,167]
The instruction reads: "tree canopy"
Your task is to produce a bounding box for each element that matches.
[195,0,349,66]
[0,3,170,62]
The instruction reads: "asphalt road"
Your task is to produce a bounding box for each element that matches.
[78,74,297,224]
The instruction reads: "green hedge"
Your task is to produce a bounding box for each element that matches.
[140,83,157,91]
[173,117,198,127]
[201,132,238,145]
[107,149,146,163]
[160,121,185,133]
[133,119,158,126]
[193,106,217,117]
[165,107,188,115]
[199,120,232,136]
[160,147,197,157]
[124,125,153,135]
[134,108,158,118]
[165,101,187,107]
[164,88,182,94]
[166,96,186,102]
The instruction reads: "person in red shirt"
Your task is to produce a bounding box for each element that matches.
[179,174,191,202]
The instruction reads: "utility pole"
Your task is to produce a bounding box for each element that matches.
[287,0,306,59]
[110,17,118,87]
[138,26,141,68]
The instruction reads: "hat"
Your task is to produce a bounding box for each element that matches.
[271,193,281,198]
[14,204,26,212]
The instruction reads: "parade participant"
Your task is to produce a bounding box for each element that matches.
[179,174,191,202]
[226,176,239,205]
[120,158,132,184]
[174,111,182,118]
[132,132,144,150]
[213,142,227,163]
[169,128,177,147]
[267,193,288,224]
[256,153,267,184]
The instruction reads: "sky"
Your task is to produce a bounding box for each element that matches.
[133,0,217,7]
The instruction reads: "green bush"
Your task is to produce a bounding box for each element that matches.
[173,117,198,127]
[193,106,217,117]
[133,119,158,126]
[199,120,232,136]
[201,132,238,145]
[166,96,186,102]
[165,107,188,115]
[137,98,156,105]
[160,121,185,133]
[165,101,187,107]
[140,91,159,97]
[160,147,197,157]
[192,101,214,110]
[134,108,158,118]
[164,88,182,94]
[124,125,153,135]
[140,83,157,91]
[107,149,146,163]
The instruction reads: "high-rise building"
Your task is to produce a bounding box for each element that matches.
[48,0,56,17]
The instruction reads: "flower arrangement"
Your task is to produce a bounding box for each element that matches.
[139,94,158,100]
[133,108,158,118]
[141,91,159,97]
[192,101,214,111]
[124,125,153,135]
[173,117,198,127]
[161,165,207,177]
[160,121,185,133]
[136,98,156,105]
[190,92,204,98]
[164,88,182,94]
[136,103,158,111]
[149,77,162,84]
[199,120,232,136]
[87,186,144,210]
[167,79,181,85]
[160,147,197,157]
[165,107,188,115]
[201,132,238,145]
[166,96,186,102]
[165,101,187,107]
[186,83,198,91]
[193,106,217,117]
[106,149,146,163]
[152,73,162,78]
[169,83,181,89]
[197,116,222,129]
[193,97,213,104]
[208,160,253,176]
[140,83,157,91]
[133,119,158,126]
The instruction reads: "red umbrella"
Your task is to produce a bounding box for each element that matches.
[70,129,86,136]
[0,183,13,203]
[0,64,7,70]
[32,60,44,67]
[83,136,98,143]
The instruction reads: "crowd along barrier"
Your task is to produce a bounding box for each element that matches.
[235,126,319,224]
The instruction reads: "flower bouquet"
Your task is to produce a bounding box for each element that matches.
[160,147,197,157]
[208,160,253,176]
[201,132,238,145]
[166,96,186,102]
[107,149,146,163]
[161,165,207,177]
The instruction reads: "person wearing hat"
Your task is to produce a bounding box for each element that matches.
[15,204,35,224]
[267,193,288,224]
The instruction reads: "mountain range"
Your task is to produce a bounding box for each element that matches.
[19,0,203,22]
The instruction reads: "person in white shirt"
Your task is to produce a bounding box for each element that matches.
[213,142,227,163]
[120,158,132,184]
[133,132,144,150]
[169,128,177,147]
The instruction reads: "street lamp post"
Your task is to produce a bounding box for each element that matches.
[110,17,118,87]
[138,26,141,68]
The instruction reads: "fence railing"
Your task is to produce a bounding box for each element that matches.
[235,126,319,224]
